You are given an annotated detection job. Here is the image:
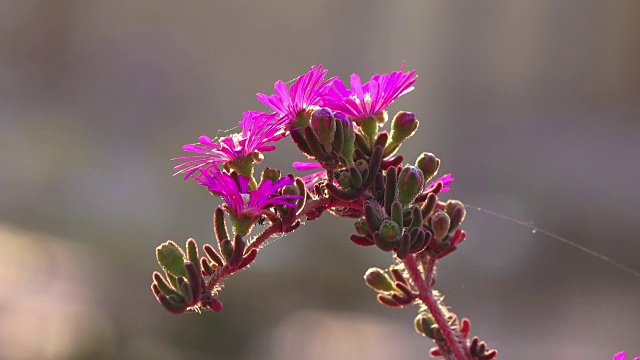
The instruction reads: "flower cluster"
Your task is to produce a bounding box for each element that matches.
[151,64,494,360]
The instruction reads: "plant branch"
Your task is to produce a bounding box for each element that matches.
[403,254,471,360]
[205,195,363,292]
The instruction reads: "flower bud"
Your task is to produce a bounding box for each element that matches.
[416,152,440,182]
[379,219,401,241]
[282,184,299,197]
[337,172,353,189]
[310,108,336,151]
[261,167,281,183]
[364,268,397,293]
[445,200,466,231]
[431,210,451,243]
[390,111,418,144]
[156,241,187,277]
[414,313,443,340]
[397,165,425,206]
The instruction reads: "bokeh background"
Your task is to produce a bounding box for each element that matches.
[1,1,639,359]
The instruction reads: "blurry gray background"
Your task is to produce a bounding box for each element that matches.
[1,1,639,359]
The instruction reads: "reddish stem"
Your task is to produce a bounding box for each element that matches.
[205,195,363,292]
[403,254,471,360]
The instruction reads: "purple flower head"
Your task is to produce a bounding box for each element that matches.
[196,165,301,232]
[323,63,417,122]
[256,65,336,126]
[614,352,640,360]
[292,161,326,189]
[173,111,288,179]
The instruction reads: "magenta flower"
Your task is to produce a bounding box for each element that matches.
[173,111,288,179]
[256,65,336,125]
[614,352,640,360]
[323,63,417,122]
[426,173,454,193]
[196,166,301,235]
[292,161,326,189]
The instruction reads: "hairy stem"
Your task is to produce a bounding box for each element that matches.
[403,254,470,360]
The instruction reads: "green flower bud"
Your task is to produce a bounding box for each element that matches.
[364,268,397,293]
[397,165,425,206]
[390,111,418,144]
[277,183,300,215]
[310,108,336,151]
[414,313,442,340]
[445,200,466,231]
[261,167,281,183]
[156,241,187,277]
[416,152,440,182]
[431,210,451,243]
[379,219,401,241]
[337,172,353,189]
[282,184,300,197]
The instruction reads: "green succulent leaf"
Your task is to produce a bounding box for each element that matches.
[156,241,187,277]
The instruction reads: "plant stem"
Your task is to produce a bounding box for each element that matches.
[206,195,362,292]
[403,254,470,360]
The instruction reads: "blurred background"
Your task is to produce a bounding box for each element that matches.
[1,1,639,359]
